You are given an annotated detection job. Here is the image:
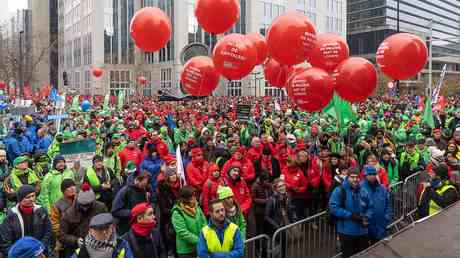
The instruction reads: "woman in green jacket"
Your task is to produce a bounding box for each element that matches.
[171,185,207,258]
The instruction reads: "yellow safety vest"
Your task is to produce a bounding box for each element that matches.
[419,184,457,215]
[202,223,238,253]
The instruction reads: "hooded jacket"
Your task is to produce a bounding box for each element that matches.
[0,204,53,256]
[222,156,256,183]
[328,178,373,236]
[282,165,309,199]
[225,163,252,215]
[308,156,333,192]
[186,156,210,192]
[39,167,74,212]
[171,203,207,255]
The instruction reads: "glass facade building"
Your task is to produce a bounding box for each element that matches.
[348,0,460,64]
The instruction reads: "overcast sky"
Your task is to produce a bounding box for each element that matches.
[9,0,28,12]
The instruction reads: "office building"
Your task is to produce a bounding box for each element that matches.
[59,0,347,96]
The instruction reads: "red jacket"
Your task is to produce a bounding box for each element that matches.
[118,146,142,170]
[247,146,262,162]
[186,160,210,192]
[359,167,390,188]
[201,177,228,215]
[142,138,169,161]
[227,179,252,215]
[308,156,333,192]
[124,127,147,141]
[222,157,256,183]
[282,166,309,199]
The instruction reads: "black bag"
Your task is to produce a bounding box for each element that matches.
[326,186,346,225]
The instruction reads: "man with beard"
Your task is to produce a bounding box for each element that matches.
[39,156,74,211]
[74,213,134,258]
[84,155,117,209]
[51,179,77,258]
[197,199,244,258]
[186,147,210,193]
[111,170,151,235]
[0,185,53,256]
[60,183,107,258]
[123,203,166,258]
[217,186,246,241]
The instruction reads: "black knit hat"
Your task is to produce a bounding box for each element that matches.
[17,185,35,203]
[61,179,76,193]
[53,155,66,169]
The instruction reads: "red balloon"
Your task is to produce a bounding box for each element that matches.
[333,57,378,103]
[289,67,334,112]
[0,80,6,90]
[376,33,428,80]
[92,68,103,78]
[130,7,172,52]
[138,76,147,86]
[195,0,240,34]
[309,33,349,73]
[267,12,317,66]
[263,58,291,88]
[246,33,268,65]
[181,56,220,96]
[286,67,308,98]
[212,33,258,80]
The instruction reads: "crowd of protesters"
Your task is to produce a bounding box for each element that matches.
[0,95,459,258]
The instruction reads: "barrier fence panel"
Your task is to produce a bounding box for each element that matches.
[271,211,339,258]
[244,234,271,258]
[387,181,404,231]
[403,171,428,223]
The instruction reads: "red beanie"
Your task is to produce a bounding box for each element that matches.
[163,155,176,166]
[130,202,152,225]
[191,148,203,157]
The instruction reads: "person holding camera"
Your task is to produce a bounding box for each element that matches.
[329,168,373,258]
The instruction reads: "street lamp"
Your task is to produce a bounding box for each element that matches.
[19,30,24,98]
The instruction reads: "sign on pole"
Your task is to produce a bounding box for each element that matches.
[60,139,96,170]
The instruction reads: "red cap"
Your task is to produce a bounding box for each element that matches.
[130,202,152,224]
[163,155,176,166]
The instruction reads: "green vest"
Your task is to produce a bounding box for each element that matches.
[85,167,110,199]
[202,223,238,253]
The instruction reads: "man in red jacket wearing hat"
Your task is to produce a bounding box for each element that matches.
[186,147,210,193]
[222,146,256,184]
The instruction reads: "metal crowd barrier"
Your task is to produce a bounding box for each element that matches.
[245,172,426,258]
[244,234,271,258]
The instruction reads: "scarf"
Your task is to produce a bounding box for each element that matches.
[84,233,117,258]
[179,200,197,217]
[132,221,156,237]
[19,204,33,215]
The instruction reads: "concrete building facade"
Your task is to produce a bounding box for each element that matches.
[58,0,347,97]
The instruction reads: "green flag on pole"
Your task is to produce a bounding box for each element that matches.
[323,93,357,133]
[422,96,435,128]
[103,94,110,112]
[117,91,124,111]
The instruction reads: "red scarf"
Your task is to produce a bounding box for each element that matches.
[132,221,156,237]
[19,204,33,215]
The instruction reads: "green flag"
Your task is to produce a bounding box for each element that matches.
[71,95,80,111]
[117,91,124,111]
[323,94,357,133]
[103,94,110,112]
[422,97,435,128]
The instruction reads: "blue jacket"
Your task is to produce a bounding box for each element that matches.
[139,156,163,198]
[360,180,392,239]
[198,220,244,258]
[4,135,21,163]
[36,135,53,153]
[25,124,37,145]
[329,178,373,236]
[18,135,34,154]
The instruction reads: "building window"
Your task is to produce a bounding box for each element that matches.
[85,70,91,92]
[159,0,174,62]
[109,70,131,96]
[74,71,80,92]
[161,68,172,89]
[264,82,284,97]
[227,81,242,96]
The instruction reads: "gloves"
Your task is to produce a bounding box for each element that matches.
[77,238,84,247]
[351,213,363,222]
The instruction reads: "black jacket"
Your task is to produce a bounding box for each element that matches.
[0,204,54,256]
[123,228,167,258]
[264,193,297,234]
[418,182,458,218]
[111,184,149,235]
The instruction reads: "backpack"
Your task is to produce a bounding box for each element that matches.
[326,186,347,225]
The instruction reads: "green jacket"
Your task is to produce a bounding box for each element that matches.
[174,129,190,146]
[227,206,246,241]
[104,154,122,180]
[39,169,74,211]
[47,140,61,160]
[171,203,207,255]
